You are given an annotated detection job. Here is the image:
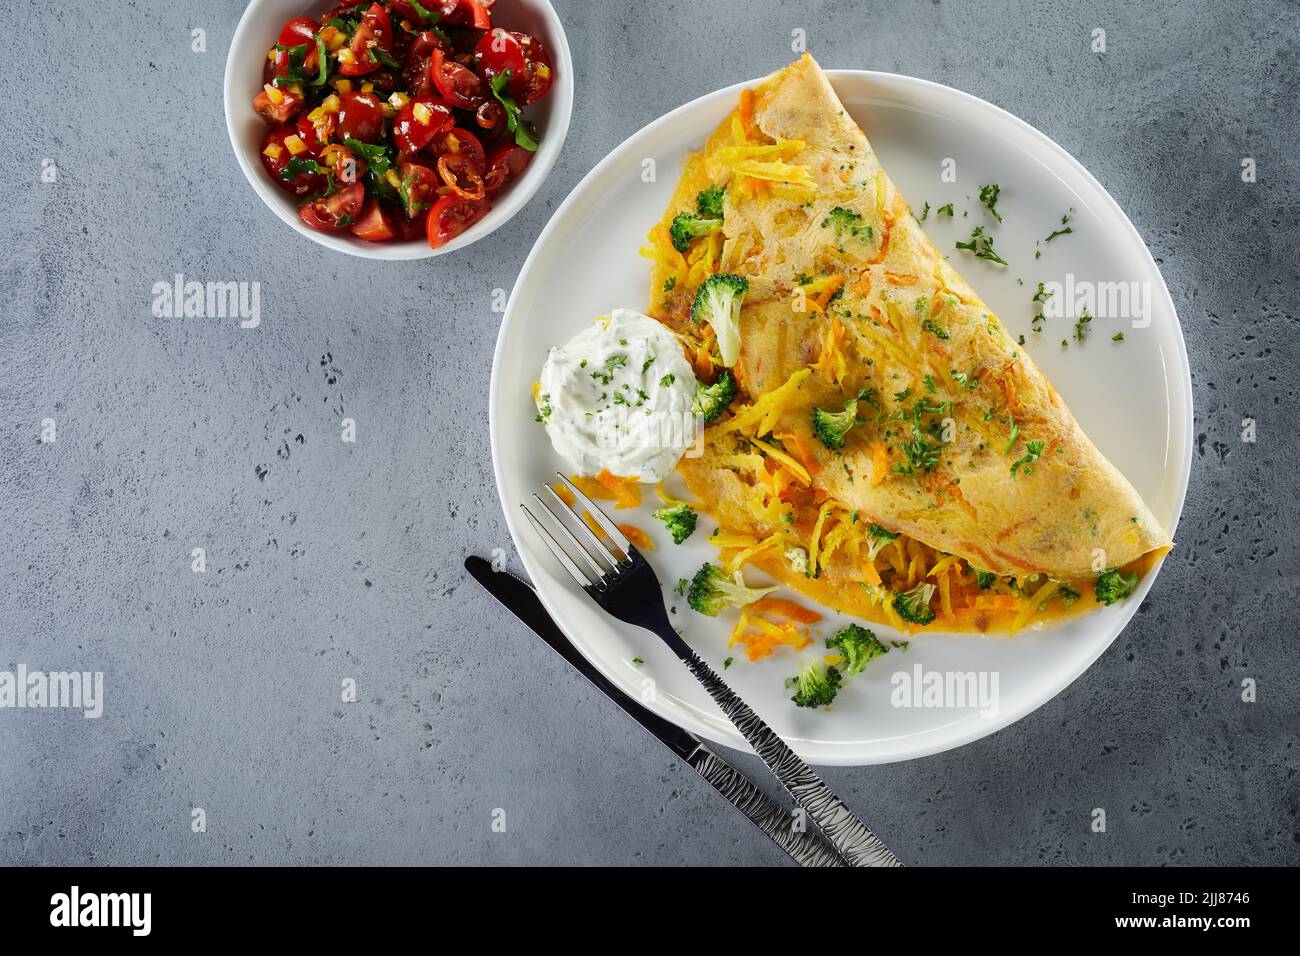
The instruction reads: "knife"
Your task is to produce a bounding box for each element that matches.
[465,555,849,867]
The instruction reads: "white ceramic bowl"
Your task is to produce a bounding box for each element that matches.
[224,0,573,259]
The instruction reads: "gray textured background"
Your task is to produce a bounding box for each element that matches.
[1,0,1297,866]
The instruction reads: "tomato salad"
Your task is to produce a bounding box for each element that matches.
[253,1,555,247]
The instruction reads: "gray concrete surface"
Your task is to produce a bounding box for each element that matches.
[1,0,1297,866]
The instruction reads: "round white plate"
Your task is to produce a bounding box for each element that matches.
[489,70,1192,766]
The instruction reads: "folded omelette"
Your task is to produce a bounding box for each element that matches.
[641,54,1171,634]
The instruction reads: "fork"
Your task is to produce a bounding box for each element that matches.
[521,473,903,868]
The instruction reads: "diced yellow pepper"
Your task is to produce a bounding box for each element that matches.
[320,93,341,112]
[263,142,284,159]
[263,83,284,105]
[284,134,308,156]
[387,91,410,109]
[412,102,432,124]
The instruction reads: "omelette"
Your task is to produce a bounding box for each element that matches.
[640,54,1172,635]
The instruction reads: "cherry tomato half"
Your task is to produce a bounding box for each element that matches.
[437,0,492,30]
[429,48,483,109]
[473,28,524,87]
[269,16,320,80]
[351,198,400,241]
[510,32,554,105]
[261,126,328,197]
[397,161,441,219]
[426,193,491,248]
[299,182,366,232]
[296,109,337,153]
[403,30,448,97]
[253,84,305,124]
[335,90,384,142]
[427,126,486,175]
[392,96,454,154]
[338,2,392,77]
[483,142,533,192]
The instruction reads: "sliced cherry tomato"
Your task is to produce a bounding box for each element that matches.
[261,126,328,197]
[392,96,454,154]
[335,90,384,142]
[270,16,320,80]
[296,109,337,153]
[253,84,305,124]
[510,31,554,105]
[438,0,492,30]
[350,198,400,241]
[426,193,491,248]
[429,47,483,109]
[473,28,524,87]
[403,30,449,96]
[483,142,533,192]
[338,2,392,76]
[397,161,441,219]
[427,126,486,175]
[436,152,486,200]
[299,182,366,232]
[318,143,367,184]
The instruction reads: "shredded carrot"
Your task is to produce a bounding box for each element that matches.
[618,524,654,551]
[750,597,822,625]
[749,437,811,485]
[870,443,890,486]
[595,469,641,509]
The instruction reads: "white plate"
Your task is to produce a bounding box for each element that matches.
[489,70,1192,766]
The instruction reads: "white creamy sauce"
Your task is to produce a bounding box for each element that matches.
[537,309,698,482]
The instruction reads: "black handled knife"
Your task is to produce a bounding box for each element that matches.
[464,555,848,867]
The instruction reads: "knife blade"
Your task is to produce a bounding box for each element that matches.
[465,555,848,867]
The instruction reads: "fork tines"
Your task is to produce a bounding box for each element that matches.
[521,474,633,590]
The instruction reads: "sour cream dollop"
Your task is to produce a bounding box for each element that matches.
[537,309,698,482]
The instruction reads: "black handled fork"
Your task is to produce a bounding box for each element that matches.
[521,473,903,868]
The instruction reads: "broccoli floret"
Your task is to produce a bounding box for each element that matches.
[865,522,899,561]
[690,274,749,367]
[825,623,888,677]
[973,568,996,589]
[892,581,937,625]
[686,563,777,617]
[696,183,726,219]
[1053,584,1081,609]
[653,504,697,544]
[821,206,873,247]
[784,546,808,575]
[690,368,738,422]
[1094,569,1138,606]
[669,212,723,252]
[788,660,842,708]
[811,393,863,450]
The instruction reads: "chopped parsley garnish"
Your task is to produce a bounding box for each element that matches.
[662,276,676,293]
[1074,308,1093,343]
[917,201,930,222]
[955,226,1008,265]
[1002,416,1021,454]
[979,183,1003,222]
[489,71,539,151]
[1032,282,1053,304]
[1045,212,1073,243]
[1112,331,1125,342]
[1010,439,1045,478]
[659,373,675,387]
[936,203,955,217]
[950,368,979,390]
